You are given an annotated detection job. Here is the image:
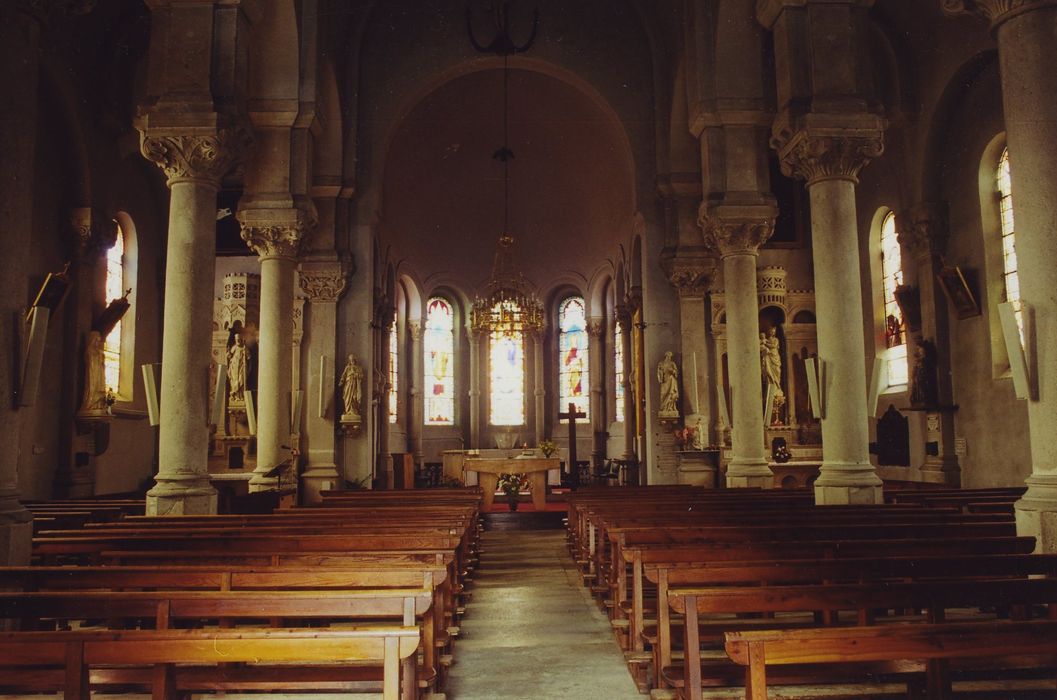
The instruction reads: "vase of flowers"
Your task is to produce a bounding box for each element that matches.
[538,439,557,459]
[497,472,526,511]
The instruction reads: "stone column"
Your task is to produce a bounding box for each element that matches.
[776,131,885,504]
[588,318,606,469]
[0,3,45,562]
[239,209,313,491]
[897,203,960,485]
[298,262,347,503]
[139,129,247,515]
[408,321,425,465]
[531,331,546,444]
[701,208,775,488]
[665,254,717,446]
[616,304,638,468]
[467,327,482,448]
[375,305,394,487]
[944,0,1057,549]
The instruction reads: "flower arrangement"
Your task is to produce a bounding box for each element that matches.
[496,472,527,510]
[673,425,698,450]
[538,439,557,458]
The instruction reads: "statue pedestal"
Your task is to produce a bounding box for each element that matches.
[676,449,719,488]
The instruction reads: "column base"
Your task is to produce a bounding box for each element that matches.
[301,466,340,504]
[814,461,883,504]
[0,498,33,565]
[1015,475,1057,553]
[726,459,773,489]
[919,456,962,486]
[249,473,279,493]
[146,482,217,516]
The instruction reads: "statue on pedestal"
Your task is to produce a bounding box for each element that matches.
[340,354,364,422]
[227,334,248,404]
[657,351,680,418]
[79,331,108,416]
[760,327,785,424]
[910,339,939,409]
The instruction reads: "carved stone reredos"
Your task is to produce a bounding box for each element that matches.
[757,266,788,308]
[138,127,252,186]
[896,202,950,259]
[216,273,261,333]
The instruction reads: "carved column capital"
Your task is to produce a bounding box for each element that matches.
[69,207,117,258]
[896,202,950,260]
[772,129,884,186]
[698,203,778,258]
[941,0,1057,29]
[408,321,423,342]
[298,263,348,303]
[138,128,251,187]
[587,318,605,338]
[663,254,717,298]
[615,304,633,332]
[238,206,317,261]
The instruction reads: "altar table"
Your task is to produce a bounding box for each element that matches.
[462,457,559,510]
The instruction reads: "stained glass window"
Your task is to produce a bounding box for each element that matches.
[880,211,908,386]
[103,224,125,393]
[388,320,398,423]
[614,320,625,423]
[558,297,590,423]
[996,147,1023,342]
[489,302,525,426]
[425,297,456,425]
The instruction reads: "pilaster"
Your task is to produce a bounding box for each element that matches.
[896,203,960,486]
[408,320,425,466]
[298,259,349,503]
[588,318,606,470]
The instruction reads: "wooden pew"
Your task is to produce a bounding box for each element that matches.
[725,620,1057,700]
[0,626,418,700]
[644,552,1057,692]
[0,588,431,700]
[667,577,1057,700]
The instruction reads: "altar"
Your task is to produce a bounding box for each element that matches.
[463,457,559,511]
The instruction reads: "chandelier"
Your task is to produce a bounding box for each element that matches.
[471,235,544,336]
[468,0,545,338]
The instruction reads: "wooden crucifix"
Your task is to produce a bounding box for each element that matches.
[559,401,587,488]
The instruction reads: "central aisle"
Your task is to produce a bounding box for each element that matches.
[447,529,642,699]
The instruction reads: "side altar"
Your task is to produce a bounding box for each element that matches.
[462,457,560,511]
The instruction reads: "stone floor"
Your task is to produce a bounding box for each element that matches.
[447,529,642,700]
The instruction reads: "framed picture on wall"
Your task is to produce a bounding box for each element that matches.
[937,265,981,320]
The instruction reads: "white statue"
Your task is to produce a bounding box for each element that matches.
[227,334,248,403]
[657,351,680,418]
[340,354,364,421]
[79,331,108,414]
[761,327,783,393]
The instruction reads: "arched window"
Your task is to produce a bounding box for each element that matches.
[103,223,126,394]
[425,297,455,425]
[996,147,1023,339]
[388,320,398,423]
[614,319,625,423]
[879,211,908,386]
[558,296,590,423]
[488,301,525,426]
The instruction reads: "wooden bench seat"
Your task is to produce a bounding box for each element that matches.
[667,578,1057,700]
[0,626,418,700]
[725,619,1057,700]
